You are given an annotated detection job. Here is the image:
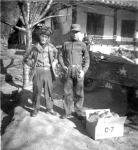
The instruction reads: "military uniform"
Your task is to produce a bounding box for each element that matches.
[59,24,90,118]
[24,26,58,116]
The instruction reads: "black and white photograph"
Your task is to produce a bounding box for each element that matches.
[0,0,138,150]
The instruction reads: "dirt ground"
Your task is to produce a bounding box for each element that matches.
[1,48,138,150]
[1,79,138,150]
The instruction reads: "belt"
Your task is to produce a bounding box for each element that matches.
[70,65,81,68]
[36,66,50,70]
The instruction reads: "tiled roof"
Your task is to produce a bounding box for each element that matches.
[71,0,138,10]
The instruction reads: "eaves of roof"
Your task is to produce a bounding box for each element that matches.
[70,0,138,11]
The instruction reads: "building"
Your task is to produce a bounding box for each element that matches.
[51,0,138,56]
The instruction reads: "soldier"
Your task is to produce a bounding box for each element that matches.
[58,24,90,119]
[24,25,58,117]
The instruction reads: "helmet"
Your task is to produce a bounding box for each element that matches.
[34,25,52,36]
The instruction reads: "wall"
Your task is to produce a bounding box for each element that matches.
[58,7,72,35]
[75,4,138,53]
[76,4,114,37]
[76,6,87,33]
[76,4,138,40]
[50,4,138,52]
[103,16,114,39]
[51,7,72,46]
[44,19,51,28]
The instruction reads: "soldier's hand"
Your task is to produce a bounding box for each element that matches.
[63,66,68,73]
[79,70,84,78]
[52,60,58,68]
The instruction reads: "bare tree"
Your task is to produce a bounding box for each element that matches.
[12,0,71,88]
[1,0,73,88]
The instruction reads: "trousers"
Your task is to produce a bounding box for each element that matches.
[63,66,84,115]
[32,68,53,110]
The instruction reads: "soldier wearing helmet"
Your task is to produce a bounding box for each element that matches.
[24,25,58,117]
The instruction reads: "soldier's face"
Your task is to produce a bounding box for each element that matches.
[39,34,49,45]
[71,31,80,41]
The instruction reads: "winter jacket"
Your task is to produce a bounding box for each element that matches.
[24,43,58,81]
[58,40,90,74]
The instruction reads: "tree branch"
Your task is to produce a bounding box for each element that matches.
[1,19,14,28]
[38,0,53,21]
[14,26,26,32]
[26,1,30,24]
[1,19,26,32]
[29,1,38,24]
[18,2,27,26]
[32,14,70,27]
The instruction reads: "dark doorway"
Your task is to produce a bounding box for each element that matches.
[8,18,25,49]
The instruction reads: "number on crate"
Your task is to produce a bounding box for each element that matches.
[105,127,114,133]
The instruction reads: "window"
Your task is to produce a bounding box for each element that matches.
[121,20,135,38]
[87,13,104,36]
